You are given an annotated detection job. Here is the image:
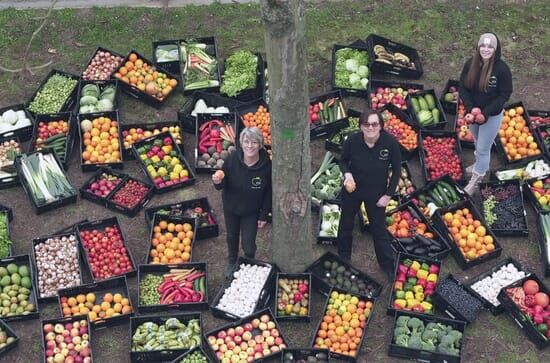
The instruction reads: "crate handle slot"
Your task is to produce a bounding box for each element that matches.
[444,310,456,320]
[0,177,16,183]
[513,317,524,329]
[387,71,400,76]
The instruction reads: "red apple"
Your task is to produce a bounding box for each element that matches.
[270,329,279,337]
[242,331,253,341]
[270,345,280,353]
[240,342,248,350]
[247,356,254,362]
[471,107,482,116]
[262,330,270,338]
[217,331,227,339]
[216,352,225,360]
[248,339,256,347]
[254,335,263,344]
[260,314,270,323]
[227,341,236,350]
[243,323,253,332]
[251,319,260,328]
[475,113,485,124]
[234,335,242,344]
[254,344,263,353]
[275,337,284,346]
[225,336,233,344]
[235,326,244,336]
[219,344,228,353]
[227,328,235,337]
[246,347,254,356]
[465,113,474,123]
[258,322,268,331]
[254,352,263,359]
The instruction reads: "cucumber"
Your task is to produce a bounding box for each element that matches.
[193,278,200,292]
[44,133,67,144]
[435,184,450,205]
[199,276,205,293]
[428,188,444,207]
[438,181,459,202]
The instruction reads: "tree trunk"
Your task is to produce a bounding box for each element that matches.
[260,0,312,272]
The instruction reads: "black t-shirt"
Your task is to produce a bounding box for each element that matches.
[339,131,402,201]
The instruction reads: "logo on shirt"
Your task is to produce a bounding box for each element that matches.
[379,149,389,160]
[251,176,262,189]
[488,76,497,88]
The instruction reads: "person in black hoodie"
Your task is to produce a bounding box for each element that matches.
[338,109,401,280]
[459,32,513,195]
[212,127,272,278]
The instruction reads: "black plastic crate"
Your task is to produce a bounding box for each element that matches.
[533,124,550,158]
[309,91,349,140]
[170,346,212,363]
[309,287,375,362]
[79,167,128,207]
[14,149,77,214]
[220,52,265,103]
[137,262,208,314]
[433,274,484,323]
[178,91,244,134]
[57,276,134,329]
[204,308,287,362]
[115,50,181,108]
[119,120,185,160]
[0,134,22,189]
[151,39,182,79]
[280,349,331,363]
[407,89,448,130]
[76,217,137,282]
[39,315,94,363]
[31,232,84,302]
[379,103,419,160]
[497,274,550,350]
[387,310,466,363]
[0,318,19,358]
[536,212,550,277]
[144,197,219,240]
[77,110,124,172]
[26,69,79,119]
[210,257,275,321]
[387,252,441,317]
[439,79,460,115]
[105,175,155,217]
[331,43,370,96]
[146,214,197,264]
[304,251,382,298]
[368,80,424,115]
[316,200,341,246]
[132,131,196,193]
[478,179,529,236]
[234,98,270,144]
[28,111,76,169]
[274,273,312,322]
[462,257,529,315]
[0,104,34,142]
[0,254,40,322]
[0,204,12,222]
[195,113,238,173]
[366,34,423,79]
[431,199,503,270]
[527,109,550,128]
[130,312,202,362]
[522,176,550,215]
[81,46,125,80]
[418,130,466,185]
[324,109,360,154]
[75,79,120,116]
[0,210,13,258]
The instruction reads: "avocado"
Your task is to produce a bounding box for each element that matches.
[6,264,17,275]
[425,93,436,109]
[336,265,346,273]
[331,261,339,270]
[329,278,337,285]
[351,285,359,293]
[418,96,429,111]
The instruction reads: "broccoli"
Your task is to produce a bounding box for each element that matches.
[407,317,425,334]
[437,342,460,356]
[425,322,438,331]
[440,334,456,347]
[408,335,423,350]
[394,326,410,338]
[421,329,438,344]
[396,315,410,328]
[421,340,436,352]
[395,334,409,347]
[448,330,463,345]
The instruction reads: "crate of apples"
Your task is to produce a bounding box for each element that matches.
[41,317,93,363]
[498,103,542,163]
[275,274,310,321]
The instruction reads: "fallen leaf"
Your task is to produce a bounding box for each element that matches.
[73,41,85,48]
[47,48,57,54]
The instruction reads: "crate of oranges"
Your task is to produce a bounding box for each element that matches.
[496,102,543,165]
[236,99,271,146]
[78,111,123,172]
[114,51,179,108]
[58,276,134,329]
[432,199,502,270]
[148,214,196,264]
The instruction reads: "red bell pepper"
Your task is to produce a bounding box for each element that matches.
[411,304,425,313]
[396,273,407,283]
[417,278,428,288]
[429,264,440,274]
[406,268,417,278]
[398,264,409,274]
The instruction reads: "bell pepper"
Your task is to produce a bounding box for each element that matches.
[426,281,436,291]
[402,259,413,267]
[413,285,424,294]
[415,292,425,302]
[405,291,414,301]
[398,264,409,274]
[407,277,417,285]
[395,290,406,299]
[425,288,434,297]
[410,261,421,270]
[396,273,407,283]
[425,295,433,303]
[421,262,430,271]
[407,299,419,308]
[429,264,440,274]
[394,299,407,309]
[417,278,428,289]
[404,282,414,292]
[427,273,438,283]
[407,268,418,278]
[421,301,433,311]
[416,269,429,280]
[411,304,425,313]
[394,281,404,291]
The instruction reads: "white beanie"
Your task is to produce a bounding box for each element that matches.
[478,33,497,49]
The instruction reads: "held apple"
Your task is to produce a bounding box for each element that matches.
[471,107,482,116]
[464,113,474,124]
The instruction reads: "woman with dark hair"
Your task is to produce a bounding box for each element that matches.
[337,109,401,280]
[459,32,513,195]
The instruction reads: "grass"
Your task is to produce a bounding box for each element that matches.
[0,1,549,362]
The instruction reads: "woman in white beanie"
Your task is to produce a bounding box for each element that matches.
[459,32,513,195]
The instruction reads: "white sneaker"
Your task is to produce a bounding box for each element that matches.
[465,164,475,176]
[464,172,484,195]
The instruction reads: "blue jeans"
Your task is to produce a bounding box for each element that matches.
[469,112,504,175]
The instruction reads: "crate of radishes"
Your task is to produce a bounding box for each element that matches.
[0,104,34,142]
[433,274,484,323]
[387,252,441,316]
[309,91,349,140]
[196,113,238,173]
[304,251,382,298]
[0,318,19,358]
[317,200,341,246]
[311,287,375,362]
[463,257,529,315]
[380,104,419,160]
[439,79,460,115]
[80,167,127,206]
[454,99,475,148]
[82,46,125,81]
[366,33,423,79]
[31,232,84,303]
[119,120,184,160]
[0,134,22,189]
[40,315,93,363]
[497,274,550,349]
[478,179,528,236]
[132,132,196,192]
[419,130,466,184]
[76,217,137,282]
[28,112,76,169]
[58,275,134,329]
[536,213,550,277]
[138,262,208,314]
[130,312,202,362]
[26,69,79,118]
[75,79,119,116]
[432,199,502,270]
[210,257,275,320]
[144,197,219,240]
[204,308,288,362]
[388,311,465,363]
[274,273,311,322]
[325,109,360,154]
[0,254,40,322]
[280,349,330,363]
[146,214,197,265]
[368,80,423,115]
[528,109,550,128]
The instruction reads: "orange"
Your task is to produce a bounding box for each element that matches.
[475,226,486,236]
[183,223,192,232]
[122,305,133,314]
[158,220,168,230]
[101,301,111,311]
[67,297,77,307]
[129,53,138,62]
[121,298,130,306]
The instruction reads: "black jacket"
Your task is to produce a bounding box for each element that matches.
[339,131,401,201]
[214,148,272,220]
[458,32,513,117]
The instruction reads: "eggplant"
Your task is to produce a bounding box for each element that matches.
[413,246,428,255]
[399,237,416,245]
[416,234,435,247]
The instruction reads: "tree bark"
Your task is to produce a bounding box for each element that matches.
[260,0,312,272]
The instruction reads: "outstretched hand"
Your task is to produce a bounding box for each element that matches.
[258,220,267,228]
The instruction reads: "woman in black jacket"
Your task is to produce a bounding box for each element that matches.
[212,127,272,277]
[459,32,513,195]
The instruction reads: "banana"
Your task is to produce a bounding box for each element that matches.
[376,53,394,61]
[394,52,410,62]
[375,58,393,64]
[374,45,386,55]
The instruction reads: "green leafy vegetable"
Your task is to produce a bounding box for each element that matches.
[220,51,258,97]
[334,47,369,90]
[0,212,12,258]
